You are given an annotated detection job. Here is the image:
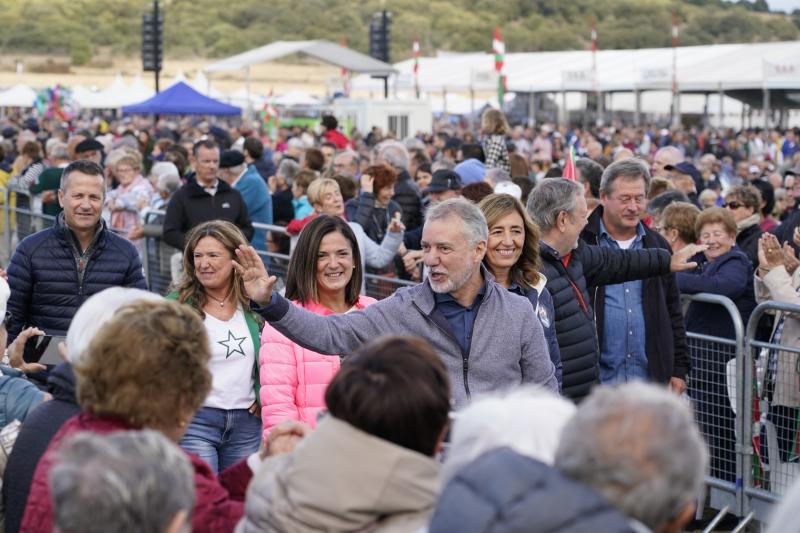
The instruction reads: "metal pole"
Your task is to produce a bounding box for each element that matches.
[528,90,536,128]
[153,0,160,94]
[718,85,724,128]
[703,93,709,128]
[763,87,770,130]
[245,65,252,121]
[383,77,389,99]
[634,89,641,127]
[561,89,567,128]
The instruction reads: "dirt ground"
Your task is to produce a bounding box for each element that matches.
[0,54,341,96]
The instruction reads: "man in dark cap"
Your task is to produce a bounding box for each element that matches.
[219,149,271,255]
[73,139,104,166]
[162,139,253,250]
[425,169,463,205]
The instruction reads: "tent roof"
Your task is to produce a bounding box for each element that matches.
[351,40,800,95]
[0,84,37,107]
[204,40,397,76]
[122,81,241,116]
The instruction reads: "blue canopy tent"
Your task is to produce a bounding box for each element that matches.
[122,82,241,115]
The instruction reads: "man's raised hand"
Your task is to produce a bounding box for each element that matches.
[232,245,277,307]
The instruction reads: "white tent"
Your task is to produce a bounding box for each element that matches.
[204,40,396,76]
[226,87,264,108]
[0,84,37,107]
[351,40,800,105]
[190,71,225,99]
[128,74,155,103]
[271,90,322,107]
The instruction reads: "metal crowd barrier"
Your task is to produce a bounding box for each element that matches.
[0,189,415,300]
[681,294,800,531]
[681,293,749,531]
[137,210,416,300]
[742,301,800,525]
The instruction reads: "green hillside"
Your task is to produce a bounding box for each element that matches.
[1,0,798,65]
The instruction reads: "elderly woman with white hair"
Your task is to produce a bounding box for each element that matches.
[2,287,160,533]
[441,386,575,484]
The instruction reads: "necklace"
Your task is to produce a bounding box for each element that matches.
[206,286,234,308]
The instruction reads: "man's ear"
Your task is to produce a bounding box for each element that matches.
[57,189,65,209]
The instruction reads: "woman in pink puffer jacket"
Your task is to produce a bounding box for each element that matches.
[259,216,377,436]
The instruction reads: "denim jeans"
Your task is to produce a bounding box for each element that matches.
[179,406,261,474]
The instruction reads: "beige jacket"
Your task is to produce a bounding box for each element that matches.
[754,266,800,407]
[236,416,440,533]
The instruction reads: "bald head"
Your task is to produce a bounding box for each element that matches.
[652,146,683,178]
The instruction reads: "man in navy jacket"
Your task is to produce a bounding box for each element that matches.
[6,160,146,342]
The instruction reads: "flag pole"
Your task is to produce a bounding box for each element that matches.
[492,27,505,107]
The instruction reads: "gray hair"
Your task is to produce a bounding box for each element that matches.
[50,430,194,533]
[156,172,181,196]
[526,178,584,232]
[425,197,488,247]
[555,382,708,530]
[277,158,300,186]
[485,168,510,187]
[48,141,70,161]
[443,386,576,484]
[403,136,426,151]
[66,287,162,365]
[432,159,456,172]
[377,140,409,170]
[599,158,651,196]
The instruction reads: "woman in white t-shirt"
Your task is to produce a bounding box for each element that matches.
[168,220,263,474]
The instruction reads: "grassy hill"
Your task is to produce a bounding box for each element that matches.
[1,0,797,65]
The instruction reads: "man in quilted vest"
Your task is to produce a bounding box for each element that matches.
[6,159,146,344]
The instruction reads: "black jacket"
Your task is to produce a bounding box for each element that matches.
[539,239,671,401]
[6,214,147,341]
[3,362,80,533]
[162,178,254,249]
[344,192,403,243]
[581,207,690,383]
[391,170,422,231]
[736,222,763,272]
[429,447,638,533]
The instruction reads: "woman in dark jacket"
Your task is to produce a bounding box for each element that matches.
[344,163,403,244]
[677,207,755,484]
[478,194,562,389]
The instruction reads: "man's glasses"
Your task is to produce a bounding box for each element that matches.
[723,201,742,210]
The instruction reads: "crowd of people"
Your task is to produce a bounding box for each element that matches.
[0,107,799,532]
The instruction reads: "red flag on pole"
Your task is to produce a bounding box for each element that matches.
[492,27,505,105]
[563,143,577,181]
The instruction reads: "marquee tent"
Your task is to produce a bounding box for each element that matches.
[204,40,397,76]
[0,84,36,107]
[122,82,241,116]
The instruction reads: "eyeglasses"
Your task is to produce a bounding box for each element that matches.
[723,201,743,209]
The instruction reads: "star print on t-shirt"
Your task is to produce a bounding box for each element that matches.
[218,330,247,359]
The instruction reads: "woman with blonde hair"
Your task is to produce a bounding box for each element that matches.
[168,220,264,474]
[481,108,511,174]
[478,193,562,387]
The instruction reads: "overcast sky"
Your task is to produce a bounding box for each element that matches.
[767,0,800,12]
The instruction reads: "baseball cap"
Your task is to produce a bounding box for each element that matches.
[664,161,701,183]
[425,170,462,194]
